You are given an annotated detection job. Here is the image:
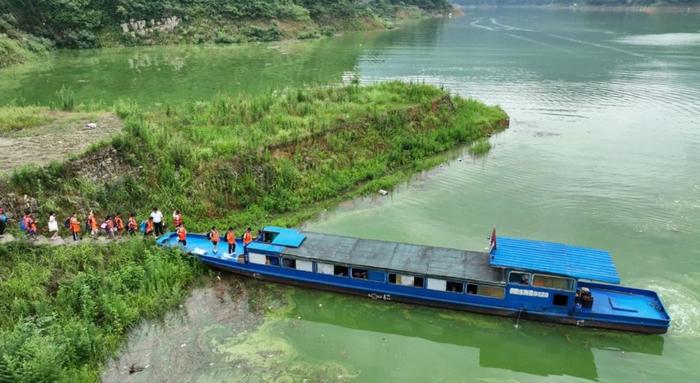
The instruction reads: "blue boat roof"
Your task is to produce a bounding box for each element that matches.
[490,237,620,284]
[247,241,285,253]
[264,226,306,247]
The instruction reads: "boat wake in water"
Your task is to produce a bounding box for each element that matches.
[646,283,700,337]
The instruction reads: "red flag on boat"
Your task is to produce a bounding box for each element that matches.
[489,227,497,251]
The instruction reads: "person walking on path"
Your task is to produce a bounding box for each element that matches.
[226,227,236,255]
[88,210,98,238]
[127,213,138,236]
[27,214,38,240]
[0,208,7,236]
[69,213,81,241]
[105,215,115,240]
[176,224,187,251]
[48,212,59,240]
[208,226,220,254]
[114,212,125,239]
[151,207,164,236]
[145,216,155,237]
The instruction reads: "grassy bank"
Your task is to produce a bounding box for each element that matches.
[0,1,451,53]
[0,240,201,382]
[0,81,508,381]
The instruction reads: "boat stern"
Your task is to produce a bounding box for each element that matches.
[575,282,670,334]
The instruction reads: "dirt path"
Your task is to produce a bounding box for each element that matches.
[0,111,123,174]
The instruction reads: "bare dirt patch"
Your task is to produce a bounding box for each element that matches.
[0,110,123,174]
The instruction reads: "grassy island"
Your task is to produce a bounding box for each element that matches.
[0,81,508,381]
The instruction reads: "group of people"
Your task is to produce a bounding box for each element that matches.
[1,206,259,256]
[188,225,255,255]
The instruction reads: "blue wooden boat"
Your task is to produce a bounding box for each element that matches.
[157,226,670,334]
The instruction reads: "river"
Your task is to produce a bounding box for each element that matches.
[4,8,700,383]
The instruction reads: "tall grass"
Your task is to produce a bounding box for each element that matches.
[0,106,53,133]
[0,240,201,382]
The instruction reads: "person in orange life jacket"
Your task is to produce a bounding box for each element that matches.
[127,213,138,236]
[27,214,38,240]
[114,212,125,238]
[176,224,187,250]
[69,213,81,241]
[172,210,183,228]
[105,215,115,240]
[242,227,253,255]
[145,216,155,237]
[208,226,220,253]
[225,227,236,255]
[87,210,98,237]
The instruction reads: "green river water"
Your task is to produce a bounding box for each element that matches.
[2,8,700,383]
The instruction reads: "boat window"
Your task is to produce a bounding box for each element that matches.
[388,273,423,287]
[553,294,569,306]
[509,271,530,285]
[334,265,349,277]
[295,259,313,272]
[317,262,334,275]
[532,274,574,291]
[466,283,505,299]
[249,253,279,266]
[282,258,296,269]
[427,278,464,293]
[352,268,368,280]
[446,281,464,293]
[262,231,278,243]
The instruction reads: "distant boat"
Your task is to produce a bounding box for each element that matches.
[158,227,670,334]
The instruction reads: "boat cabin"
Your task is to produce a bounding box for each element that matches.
[490,236,620,313]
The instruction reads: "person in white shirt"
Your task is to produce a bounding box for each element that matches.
[150,207,164,236]
[48,212,59,240]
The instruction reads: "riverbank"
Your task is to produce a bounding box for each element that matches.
[0,81,508,381]
[0,1,452,68]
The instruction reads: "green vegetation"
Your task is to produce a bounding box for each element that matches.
[468,137,492,157]
[1,82,507,232]
[0,1,452,52]
[0,240,200,382]
[0,106,53,133]
[0,81,508,381]
[455,0,699,6]
[0,14,52,68]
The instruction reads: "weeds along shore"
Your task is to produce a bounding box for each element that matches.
[0,81,508,381]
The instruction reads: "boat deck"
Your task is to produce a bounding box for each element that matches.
[282,231,504,283]
[578,286,669,322]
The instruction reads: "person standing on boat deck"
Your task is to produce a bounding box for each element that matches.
[176,224,187,250]
[0,208,7,236]
[114,212,125,239]
[48,212,59,240]
[226,227,236,255]
[172,210,183,228]
[208,226,220,253]
[242,227,253,254]
[151,207,164,236]
[69,213,81,241]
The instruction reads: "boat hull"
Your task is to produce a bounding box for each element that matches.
[201,257,668,334]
